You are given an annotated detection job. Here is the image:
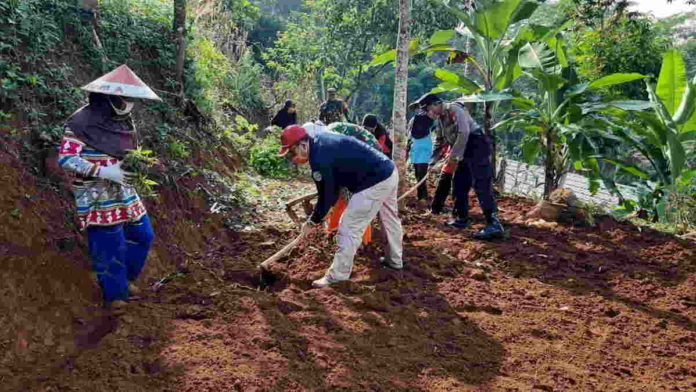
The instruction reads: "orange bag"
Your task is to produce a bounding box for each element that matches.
[327,196,372,245]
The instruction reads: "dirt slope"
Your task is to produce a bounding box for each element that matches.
[2,136,694,391]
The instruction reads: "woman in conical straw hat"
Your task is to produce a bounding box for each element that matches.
[58,64,161,313]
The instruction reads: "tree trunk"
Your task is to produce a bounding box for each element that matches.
[543,132,555,200]
[319,74,326,102]
[392,0,411,194]
[174,0,186,100]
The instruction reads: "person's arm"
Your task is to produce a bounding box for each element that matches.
[271,111,281,127]
[377,134,389,154]
[449,106,472,161]
[59,129,131,184]
[58,130,100,177]
[309,165,340,224]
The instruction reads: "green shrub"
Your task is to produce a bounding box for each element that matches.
[249,134,289,178]
[224,52,266,110]
[187,37,232,113]
[99,0,175,70]
[168,141,191,159]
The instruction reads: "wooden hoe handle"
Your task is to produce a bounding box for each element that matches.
[397,161,444,202]
[259,232,305,270]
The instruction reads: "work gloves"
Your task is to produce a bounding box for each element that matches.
[97,163,134,185]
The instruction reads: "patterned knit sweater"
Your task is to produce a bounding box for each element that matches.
[58,129,146,230]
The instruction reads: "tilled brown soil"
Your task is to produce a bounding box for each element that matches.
[3,135,694,391]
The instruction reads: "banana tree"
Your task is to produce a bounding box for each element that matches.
[433,0,545,177]
[370,0,545,178]
[592,49,696,221]
[496,39,649,199]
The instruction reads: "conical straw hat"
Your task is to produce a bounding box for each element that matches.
[81,64,162,101]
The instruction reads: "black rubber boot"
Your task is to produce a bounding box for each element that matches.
[473,210,504,240]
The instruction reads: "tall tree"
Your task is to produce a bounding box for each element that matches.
[392,0,411,190]
[564,0,670,99]
[263,0,456,109]
[174,0,187,100]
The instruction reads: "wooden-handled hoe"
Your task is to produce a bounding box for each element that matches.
[258,160,446,279]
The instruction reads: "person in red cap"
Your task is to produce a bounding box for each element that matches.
[58,65,161,312]
[279,125,404,288]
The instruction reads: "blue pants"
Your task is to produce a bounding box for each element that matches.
[452,134,497,219]
[87,215,154,302]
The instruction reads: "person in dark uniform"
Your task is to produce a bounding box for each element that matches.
[407,93,443,204]
[318,88,349,125]
[432,101,504,240]
[271,100,297,128]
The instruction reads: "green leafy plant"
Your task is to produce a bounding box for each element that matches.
[372,0,546,177]
[596,49,696,222]
[168,141,191,159]
[249,134,289,178]
[122,148,160,199]
[497,36,646,200]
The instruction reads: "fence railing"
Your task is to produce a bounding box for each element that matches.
[499,158,637,207]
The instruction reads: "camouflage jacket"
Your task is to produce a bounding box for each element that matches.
[319,99,347,125]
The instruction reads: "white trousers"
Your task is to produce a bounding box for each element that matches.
[327,169,403,281]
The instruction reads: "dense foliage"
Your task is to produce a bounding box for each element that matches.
[0,0,694,227]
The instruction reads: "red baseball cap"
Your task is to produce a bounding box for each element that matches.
[278,125,308,156]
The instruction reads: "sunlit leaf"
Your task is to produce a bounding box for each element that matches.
[588,73,646,89]
[678,169,696,185]
[511,97,536,110]
[601,158,650,179]
[429,29,456,45]
[369,49,396,66]
[474,0,540,39]
[656,49,687,116]
[666,132,686,180]
[518,42,559,74]
[434,68,481,93]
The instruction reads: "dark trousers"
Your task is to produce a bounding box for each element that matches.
[413,163,429,200]
[431,172,454,213]
[87,215,155,302]
[452,135,497,219]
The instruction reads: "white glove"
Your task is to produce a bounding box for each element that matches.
[97,162,132,185]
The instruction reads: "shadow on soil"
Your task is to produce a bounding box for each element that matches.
[484,198,695,332]
[255,250,504,391]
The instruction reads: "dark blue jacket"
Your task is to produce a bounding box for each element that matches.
[308,131,395,223]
